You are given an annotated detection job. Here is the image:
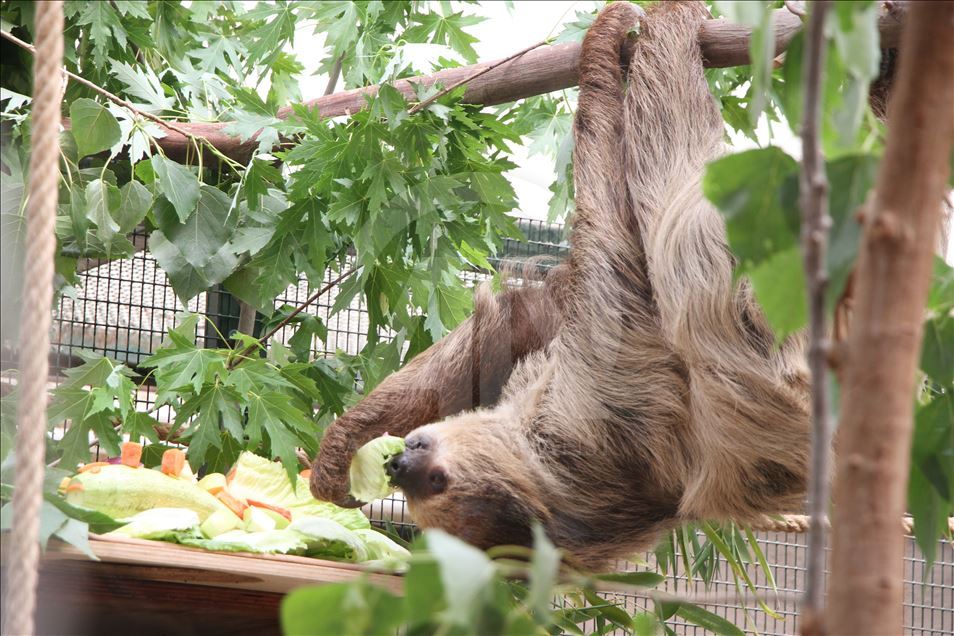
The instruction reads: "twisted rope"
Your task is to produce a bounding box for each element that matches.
[1,2,63,635]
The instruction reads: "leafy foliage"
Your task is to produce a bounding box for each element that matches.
[1,1,951,633]
[281,527,746,636]
[701,0,953,572]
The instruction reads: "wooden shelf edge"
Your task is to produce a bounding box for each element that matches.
[33,533,404,595]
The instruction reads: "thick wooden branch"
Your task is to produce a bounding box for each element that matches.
[826,1,954,635]
[88,5,906,164]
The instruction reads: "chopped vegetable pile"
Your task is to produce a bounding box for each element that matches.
[58,444,409,568]
[349,434,406,503]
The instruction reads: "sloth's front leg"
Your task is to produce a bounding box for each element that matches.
[310,277,565,507]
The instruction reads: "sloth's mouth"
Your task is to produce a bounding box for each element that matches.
[386,433,447,498]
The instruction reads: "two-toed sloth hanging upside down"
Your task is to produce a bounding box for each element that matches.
[311,0,810,570]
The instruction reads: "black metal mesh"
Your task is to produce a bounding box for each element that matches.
[2,218,950,634]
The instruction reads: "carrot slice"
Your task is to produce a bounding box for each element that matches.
[161,448,187,477]
[77,462,110,473]
[215,490,248,518]
[65,482,85,492]
[299,468,312,479]
[247,499,292,522]
[121,441,143,467]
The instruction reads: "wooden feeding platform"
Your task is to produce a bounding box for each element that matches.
[1,533,402,636]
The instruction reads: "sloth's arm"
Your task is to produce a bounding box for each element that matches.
[310,272,565,507]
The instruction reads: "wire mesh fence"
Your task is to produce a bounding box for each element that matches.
[0,218,950,635]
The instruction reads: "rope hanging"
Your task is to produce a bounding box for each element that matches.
[1,2,64,635]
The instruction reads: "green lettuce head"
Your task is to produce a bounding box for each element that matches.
[349,434,406,502]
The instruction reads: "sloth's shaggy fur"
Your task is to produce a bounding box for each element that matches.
[311,0,811,569]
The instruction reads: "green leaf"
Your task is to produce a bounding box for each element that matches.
[226,359,296,394]
[911,393,954,503]
[75,1,125,68]
[223,230,297,313]
[908,394,953,571]
[674,603,744,636]
[405,10,485,64]
[747,246,807,343]
[593,571,666,587]
[424,529,497,624]
[825,154,879,310]
[281,581,404,636]
[140,329,227,398]
[582,589,633,630]
[110,61,174,112]
[44,493,124,534]
[85,179,122,246]
[151,156,201,223]
[713,1,772,125]
[908,465,948,572]
[779,31,804,131]
[831,2,881,82]
[69,99,122,158]
[246,390,315,483]
[527,524,561,622]
[115,180,153,233]
[122,412,161,445]
[927,257,954,313]
[404,557,446,626]
[149,187,239,302]
[921,315,954,387]
[176,383,245,470]
[703,147,800,267]
[52,518,98,560]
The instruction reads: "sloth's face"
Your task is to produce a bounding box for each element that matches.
[387,414,546,550]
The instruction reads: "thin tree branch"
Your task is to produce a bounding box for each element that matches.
[407,39,548,116]
[227,266,360,370]
[826,1,954,634]
[323,55,343,97]
[797,2,832,634]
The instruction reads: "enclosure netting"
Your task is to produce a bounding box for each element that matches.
[0,217,950,635]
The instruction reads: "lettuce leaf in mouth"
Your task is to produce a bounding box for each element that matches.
[348,435,406,503]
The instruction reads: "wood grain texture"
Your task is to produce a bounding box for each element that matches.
[34,533,404,595]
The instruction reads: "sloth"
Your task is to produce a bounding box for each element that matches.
[311,0,811,569]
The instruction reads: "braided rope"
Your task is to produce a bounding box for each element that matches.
[1,3,63,635]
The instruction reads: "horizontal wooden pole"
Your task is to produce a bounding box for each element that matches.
[71,5,906,166]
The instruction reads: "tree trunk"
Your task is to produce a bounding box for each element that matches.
[825,2,954,635]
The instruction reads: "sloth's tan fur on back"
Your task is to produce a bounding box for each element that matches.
[311,1,810,569]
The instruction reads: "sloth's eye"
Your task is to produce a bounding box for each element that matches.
[428,469,447,494]
[406,435,430,451]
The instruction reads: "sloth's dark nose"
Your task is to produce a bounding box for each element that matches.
[386,434,440,497]
[387,454,409,480]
